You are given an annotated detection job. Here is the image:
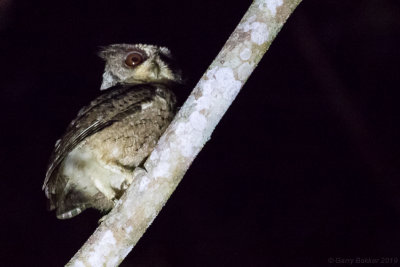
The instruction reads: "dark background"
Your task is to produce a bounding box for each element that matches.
[1,0,400,266]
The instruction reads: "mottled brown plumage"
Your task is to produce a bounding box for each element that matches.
[43,44,182,219]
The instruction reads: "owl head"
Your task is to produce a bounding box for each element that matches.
[98,43,183,90]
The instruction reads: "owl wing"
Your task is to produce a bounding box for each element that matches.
[43,84,159,193]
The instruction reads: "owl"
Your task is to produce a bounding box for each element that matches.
[43,44,183,219]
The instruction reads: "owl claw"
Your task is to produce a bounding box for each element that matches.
[137,156,149,172]
[120,180,131,191]
[98,214,109,224]
[98,199,118,224]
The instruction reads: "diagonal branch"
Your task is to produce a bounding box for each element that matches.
[67,0,302,266]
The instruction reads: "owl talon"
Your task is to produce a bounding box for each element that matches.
[120,180,131,191]
[98,214,109,224]
[137,156,149,172]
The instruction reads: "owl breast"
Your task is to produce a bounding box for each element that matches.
[45,84,176,219]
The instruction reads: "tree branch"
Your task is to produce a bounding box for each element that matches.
[67,0,302,266]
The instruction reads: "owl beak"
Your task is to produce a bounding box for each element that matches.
[150,63,160,79]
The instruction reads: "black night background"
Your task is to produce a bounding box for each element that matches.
[0,0,400,266]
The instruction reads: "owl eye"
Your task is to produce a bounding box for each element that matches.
[125,52,144,67]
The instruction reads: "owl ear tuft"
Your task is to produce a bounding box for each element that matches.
[98,47,110,60]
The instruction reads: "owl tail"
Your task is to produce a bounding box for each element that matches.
[55,193,92,219]
[47,182,92,219]
[56,204,88,219]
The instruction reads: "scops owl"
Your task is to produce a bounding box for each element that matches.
[43,44,183,219]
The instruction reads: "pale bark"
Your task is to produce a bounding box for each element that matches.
[67,0,302,266]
